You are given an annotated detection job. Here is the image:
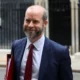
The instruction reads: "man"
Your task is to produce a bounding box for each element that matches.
[10,5,73,80]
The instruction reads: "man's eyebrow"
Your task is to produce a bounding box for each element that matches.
[33,19,39,21]
[25,18,31,21]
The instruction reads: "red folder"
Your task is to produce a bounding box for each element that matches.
[5,54,14,80]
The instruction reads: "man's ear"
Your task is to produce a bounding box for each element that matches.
[44,20,48,28]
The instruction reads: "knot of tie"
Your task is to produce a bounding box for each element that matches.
[29,44,34,50]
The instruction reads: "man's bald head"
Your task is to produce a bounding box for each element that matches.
[23,5,48,42]
[25,5,47,21]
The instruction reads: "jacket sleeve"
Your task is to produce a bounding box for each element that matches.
[59,48,73,80]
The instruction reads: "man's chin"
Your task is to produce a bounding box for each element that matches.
[25,33,36,39]
[24,31,42,40]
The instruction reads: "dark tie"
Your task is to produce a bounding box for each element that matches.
[24,44,34,80]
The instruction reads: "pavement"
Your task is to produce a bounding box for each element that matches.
[71,52,80,72]
[0,49,80,72]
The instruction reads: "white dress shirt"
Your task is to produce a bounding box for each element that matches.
[20,34,45,80]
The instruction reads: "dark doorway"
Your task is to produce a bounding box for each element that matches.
[49,0,71,46]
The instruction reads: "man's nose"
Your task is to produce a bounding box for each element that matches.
[28,21,34,27]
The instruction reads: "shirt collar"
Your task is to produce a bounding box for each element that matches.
[26,38,31,49]
[33,34,45,51]
[26,34,45,50]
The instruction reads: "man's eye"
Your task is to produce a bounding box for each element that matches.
[33,20,38,23]
[26,19,30,23]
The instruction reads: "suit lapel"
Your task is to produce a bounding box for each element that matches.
[38,38,50,80]
[19,38,27,65]
[16,38,27,78]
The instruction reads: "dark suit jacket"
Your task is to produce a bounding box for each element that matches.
[11,37,73,80]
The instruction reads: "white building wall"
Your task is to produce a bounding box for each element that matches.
[70,0,79,54]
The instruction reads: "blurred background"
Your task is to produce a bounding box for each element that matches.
[0,0,80,80]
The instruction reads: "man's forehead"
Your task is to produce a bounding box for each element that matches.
[27,5,45,11]
[26,5,45,14]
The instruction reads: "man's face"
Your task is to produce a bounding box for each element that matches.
[23,9,46,40]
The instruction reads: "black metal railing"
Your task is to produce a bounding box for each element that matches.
[0,2,33,49]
